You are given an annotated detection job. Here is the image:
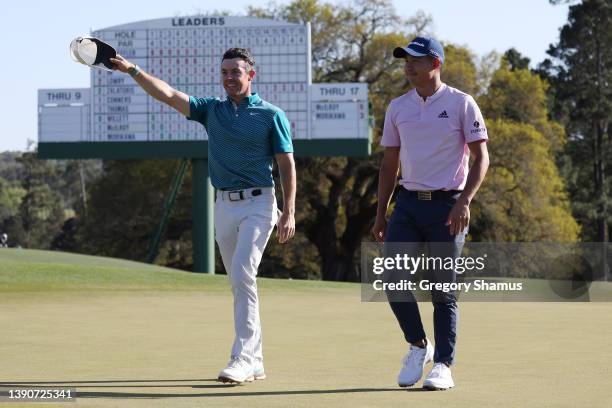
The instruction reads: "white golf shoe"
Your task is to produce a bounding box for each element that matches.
[397,339,434,387]
[253,360,266,380]
[218,358,254,384]
[423,362,455,390]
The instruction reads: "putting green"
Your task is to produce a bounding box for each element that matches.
[1,249,611,407]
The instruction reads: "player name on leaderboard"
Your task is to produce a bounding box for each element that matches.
[91,16,311,142]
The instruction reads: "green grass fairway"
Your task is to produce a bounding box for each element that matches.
[1,249,611,407]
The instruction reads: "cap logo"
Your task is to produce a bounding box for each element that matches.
[410,41,426,47]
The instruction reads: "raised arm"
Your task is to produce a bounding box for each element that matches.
[110,55,190,117]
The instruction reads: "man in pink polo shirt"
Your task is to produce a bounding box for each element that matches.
[372,36,489,390]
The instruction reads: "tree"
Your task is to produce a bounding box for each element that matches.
[76,160,193,264]
[480,61,549,125]
[0,152,24,182]
[539,0,612,241]
[18,184,65,248]
[503,48,530,71]
[0,177,25,223]
[442,44,479,96]
[474,62,579,242]
[55,160,102,216]
[471,120,579,241]
[10,153,65,249]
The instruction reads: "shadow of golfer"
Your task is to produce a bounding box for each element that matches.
[0,378,219,385]
[71,387,420,398]
[0,379,421,398]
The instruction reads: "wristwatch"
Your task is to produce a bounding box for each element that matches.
[128,64,141,77]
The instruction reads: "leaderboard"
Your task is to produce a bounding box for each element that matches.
[38,89,91,143]
[91,16,311,142]
[310,84,369,139]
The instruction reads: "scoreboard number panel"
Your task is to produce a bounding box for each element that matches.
[90,17,311,142]
[310,84,369,139]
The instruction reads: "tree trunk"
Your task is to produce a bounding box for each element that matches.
[596,123,607,242]
[79,160,88,215]
[594,26,608,243]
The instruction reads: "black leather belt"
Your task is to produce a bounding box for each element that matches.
[218,188,264,201]
[402,188,462,201]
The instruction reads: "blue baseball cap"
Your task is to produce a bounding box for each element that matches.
[393,36,445,64]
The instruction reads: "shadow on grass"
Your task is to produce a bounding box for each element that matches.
[0,379,425,398]
[0,379,218,384]
[68,388,419,398]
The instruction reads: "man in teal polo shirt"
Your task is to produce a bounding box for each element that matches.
[111,48,296,384]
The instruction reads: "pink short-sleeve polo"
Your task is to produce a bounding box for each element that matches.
[381,83,488,191]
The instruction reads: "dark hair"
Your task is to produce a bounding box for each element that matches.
[222,48,255,71]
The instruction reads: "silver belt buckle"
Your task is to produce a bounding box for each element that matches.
[417,191,432,200]
[228,191,244,201]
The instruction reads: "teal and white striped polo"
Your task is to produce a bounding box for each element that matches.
[187,93,294,190]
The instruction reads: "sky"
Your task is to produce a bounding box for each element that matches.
[0,0,571,152]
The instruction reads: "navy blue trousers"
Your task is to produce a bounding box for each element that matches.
[384,188,466,366]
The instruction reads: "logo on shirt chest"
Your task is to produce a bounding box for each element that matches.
[438,110,449,118]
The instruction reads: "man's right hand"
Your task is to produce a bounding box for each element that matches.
[109,55,132,73]
[371,216,387,243]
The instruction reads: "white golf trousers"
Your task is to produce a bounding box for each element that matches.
[214,188,278,365]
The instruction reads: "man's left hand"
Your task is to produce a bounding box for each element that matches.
[446,198,470,235]
[277,212,295,244]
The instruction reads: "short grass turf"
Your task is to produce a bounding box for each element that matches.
[1,249,611,408]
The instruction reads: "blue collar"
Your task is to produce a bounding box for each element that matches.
[227,93,261,107]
